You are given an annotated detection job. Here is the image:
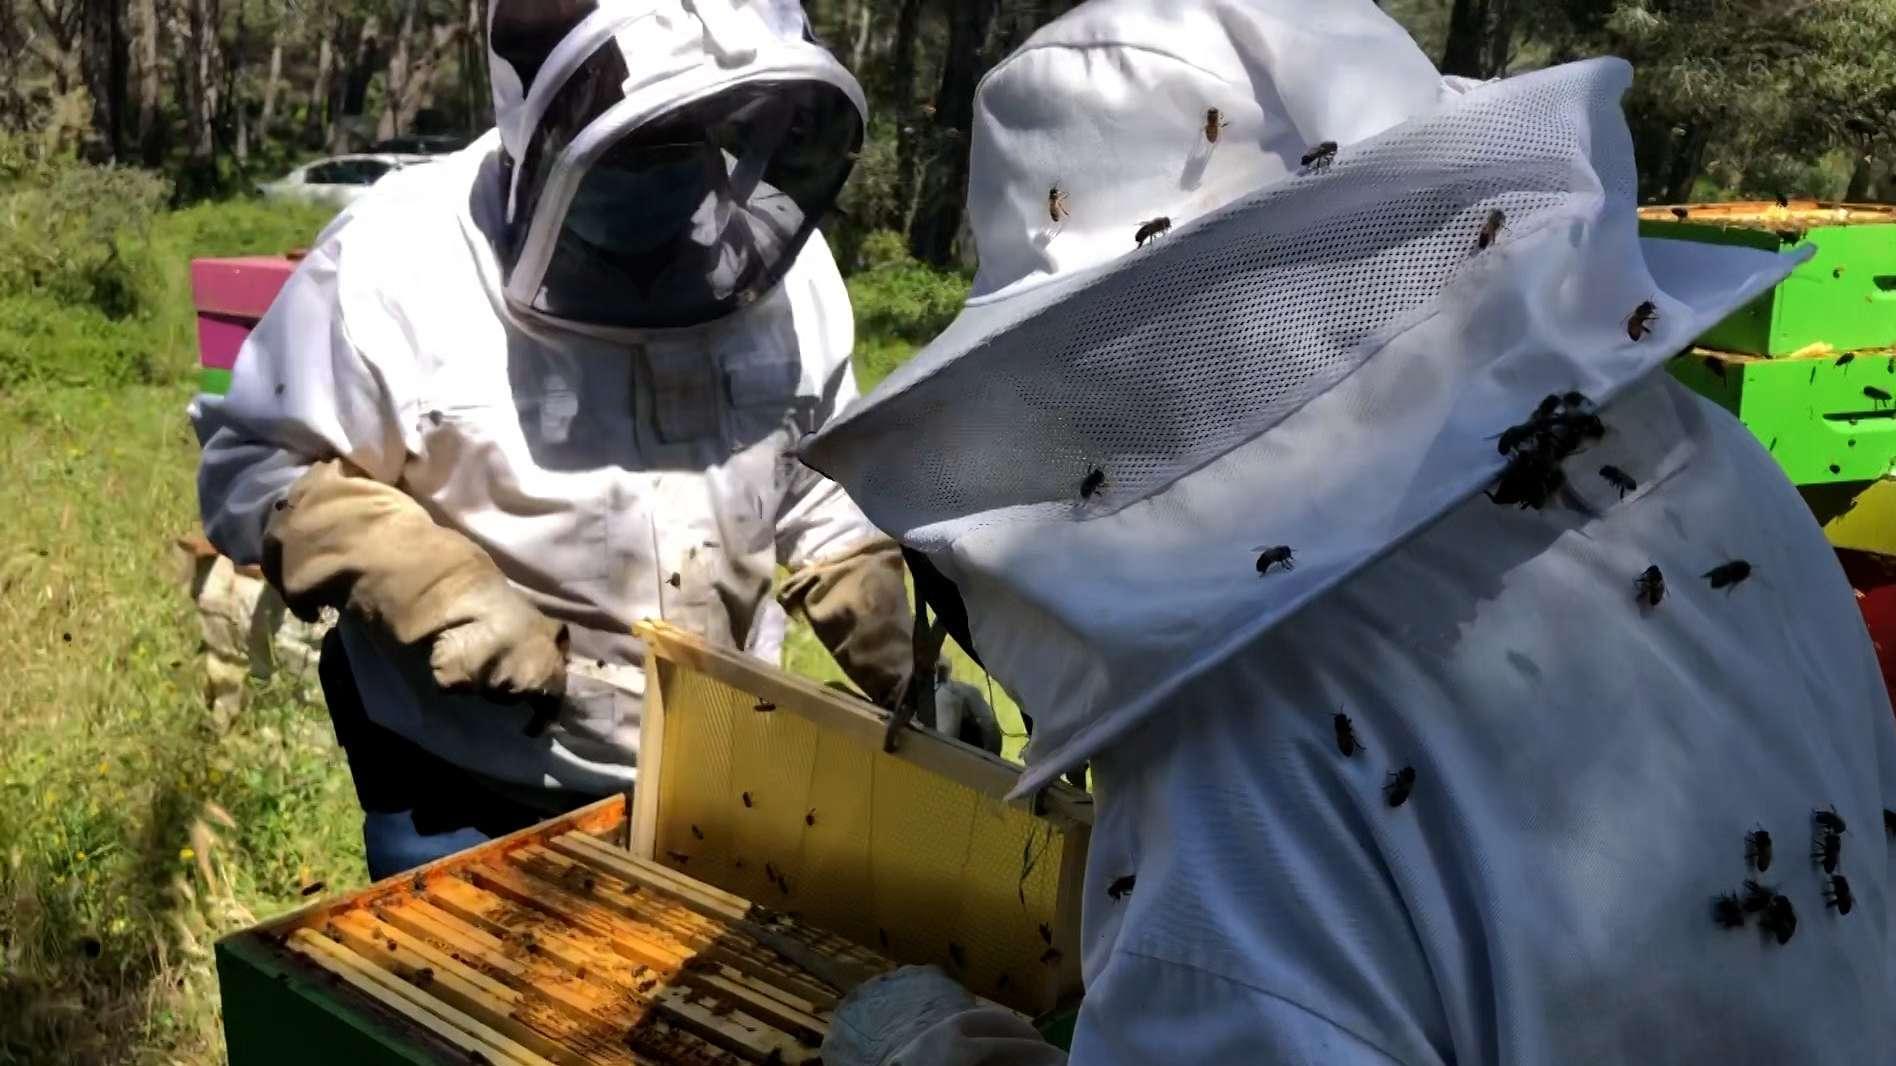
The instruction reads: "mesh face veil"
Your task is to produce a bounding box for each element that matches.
[488,0,865,334]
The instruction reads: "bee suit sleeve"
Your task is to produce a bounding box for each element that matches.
[192,222,566,703]
[772,261,916,709]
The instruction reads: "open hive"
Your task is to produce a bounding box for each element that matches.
[218,622,1093,1066]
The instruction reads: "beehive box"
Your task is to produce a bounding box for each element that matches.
[1667,347,1896,486]
[1638,201,1896,356]
[217,622,1093,1065]
[190,255,299,397]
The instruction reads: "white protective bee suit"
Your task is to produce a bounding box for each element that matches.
[191,0,923,857]
[803,2,1896,1064]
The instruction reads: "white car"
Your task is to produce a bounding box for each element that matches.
[257,153,435,209]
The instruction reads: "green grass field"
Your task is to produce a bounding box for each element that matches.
[0,204,1008,1063]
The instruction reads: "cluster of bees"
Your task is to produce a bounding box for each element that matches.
[1713,808,1882,944]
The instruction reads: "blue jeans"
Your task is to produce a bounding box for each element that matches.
[318,629,597,881]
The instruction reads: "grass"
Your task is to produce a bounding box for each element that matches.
[0,382,364,1064]
[0,201,992,1063]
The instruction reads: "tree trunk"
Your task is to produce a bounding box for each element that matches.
[134,0,164,164]
[377,0,418,141]
[1442,0,1511,79]
[258,32,284,142]
[1846,150,1876,203]
[181,0,215,160]
[308,31,334,144]
[1660,123,1710,204]
[908,0,1003,265]
[850,0,872,73]
[331,15,379,151]
[81,0,130,160]
[886,0,927,233]
[889,0,924,120]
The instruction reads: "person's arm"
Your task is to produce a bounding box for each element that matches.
[193,235,565,705]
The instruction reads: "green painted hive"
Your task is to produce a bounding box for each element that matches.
[1666,350,1896,486]
[1639,201,1896,357]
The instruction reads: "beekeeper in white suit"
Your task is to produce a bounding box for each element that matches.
[803,1,1896,1062]
[190,0,977,879]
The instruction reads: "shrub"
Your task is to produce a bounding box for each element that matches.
[845,230,970,350]
[0,295,161,390]
[0,137,169,319]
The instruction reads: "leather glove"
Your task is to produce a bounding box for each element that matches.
[933,664,1003,755]
[262,460,568,704]
[825,966,1064,1066]
[779,538,914,708]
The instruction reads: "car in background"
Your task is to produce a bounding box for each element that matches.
[256,153,435,209]
[367,134,469,156]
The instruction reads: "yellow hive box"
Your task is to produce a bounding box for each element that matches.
[217,622,1093,1065]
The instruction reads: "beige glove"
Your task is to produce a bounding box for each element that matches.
[262,460,568,704]
[778,538,914,709]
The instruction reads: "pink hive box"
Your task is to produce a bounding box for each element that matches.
[191,254,301,396]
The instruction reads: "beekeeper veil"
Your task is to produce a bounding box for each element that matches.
[488,0,865,334]
[801,0,1810,794]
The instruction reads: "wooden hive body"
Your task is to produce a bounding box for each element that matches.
[218,622,1092,1065]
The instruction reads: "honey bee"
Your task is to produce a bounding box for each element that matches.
[1740,879,1777,914]
[1135,216,1172,247]
[1048,185,1070,225]
[1626,300,1659,341]
[753,699,776,713]
[1702,560,1753,591]
[1106,874,1136,901]
[1204,107,1230,144]
[1745,827,1772,872]
[1634,565,1665,608]
[804,809,817,827]
[1812,829,1842,874]
[1884,808,1895,837]
[1702,355,1728,380]
[1865,385,1892,407]
[665,850,691,866]
[1254,545,1296,575]
[1477,209,1506,251]
[1775,192,1790,208]
[1813,806,1847,835]
[1039,947,1063,965]
[300,881,326,898]
[1384,766,1417,808]
[1598,465,1636,499]
[1761,893,1797,944]
[1080,465,1107,500]
[1836,352,1855,368]
[1712,892,1746,929]
[742,791,754,808]
[1300,140,1338,172]
[1671,207,1689,220]
[1824,873,1854,915]
[1038,923,1053,945]
[1334,712,1364,758]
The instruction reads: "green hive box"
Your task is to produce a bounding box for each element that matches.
[1639,202,1896,357]
[1665,350,1896,486]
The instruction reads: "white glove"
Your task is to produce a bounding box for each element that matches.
[825,967,978,1066]
[824,966,1066,1066]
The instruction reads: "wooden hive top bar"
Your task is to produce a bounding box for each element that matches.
[223,795,898,1065]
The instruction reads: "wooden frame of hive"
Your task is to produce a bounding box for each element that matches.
[217,621,1093,1066]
